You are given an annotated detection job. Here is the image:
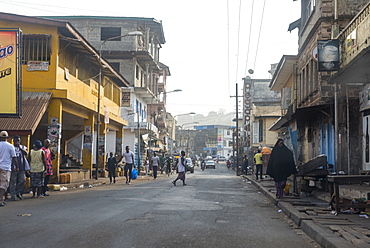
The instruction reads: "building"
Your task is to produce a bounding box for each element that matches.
[270,0,369,176]
[192,125,233,158]
[242,67,281,161]
[48,16,172,170]
[0,12,129,181]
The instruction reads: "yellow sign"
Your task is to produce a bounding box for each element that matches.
[0,29,21,116]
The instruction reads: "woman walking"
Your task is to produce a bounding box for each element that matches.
[266,139,297,198]
[28,140,46,198]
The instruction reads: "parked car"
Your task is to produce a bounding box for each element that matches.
[218,156,226,161]
[185,158,194,173]
[205,160,216,169]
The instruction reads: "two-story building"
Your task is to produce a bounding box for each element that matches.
[0,12,130,181]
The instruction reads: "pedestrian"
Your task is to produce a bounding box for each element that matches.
[242,155,249,175]
[28,140,46,198]
[266,138,297,199]
[254,149,263,180]
[122,146,134,185]
[151,152,160,179]
[107,152,117,184]
[41,139,53,196]
[0,131,18,206]
[172,150,187,186]
[165,154,172,176]
[9,135,29,201]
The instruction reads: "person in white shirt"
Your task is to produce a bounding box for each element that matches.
[172,151,187,186]
[122,146,134,185]
[0,131,18,206]
[151,152,160,179]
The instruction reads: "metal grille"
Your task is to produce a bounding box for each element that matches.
[22,34,51,64]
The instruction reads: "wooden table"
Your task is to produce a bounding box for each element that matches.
[327,175,370,212]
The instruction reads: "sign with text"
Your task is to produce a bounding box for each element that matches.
[0,29,21,117]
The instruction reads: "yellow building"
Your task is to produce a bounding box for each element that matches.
[0,13,129,181]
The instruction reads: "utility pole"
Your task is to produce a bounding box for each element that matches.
[230,83,240,176]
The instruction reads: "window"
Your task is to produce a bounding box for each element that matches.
[259,119,263,143]
[22,34,51,64]
[101,27,121,41]
[136,65,139,79]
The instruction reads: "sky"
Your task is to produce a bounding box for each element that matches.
[0,0,300,117]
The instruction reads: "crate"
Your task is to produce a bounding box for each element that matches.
[59,173,71,184]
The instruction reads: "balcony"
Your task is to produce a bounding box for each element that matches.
[331,2,370,84]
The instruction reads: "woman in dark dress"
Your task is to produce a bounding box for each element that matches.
[266,138,297,198]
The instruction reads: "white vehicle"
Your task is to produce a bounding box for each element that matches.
[205,160,216,169]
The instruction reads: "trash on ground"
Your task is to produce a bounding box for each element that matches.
[79,185,84,188]
[359,214,369,219]
[88,185,93,188]
[17,214,31,216]
[60,186,68,191]
[278,209,282,213]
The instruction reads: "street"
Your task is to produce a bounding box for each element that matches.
[0,163,319,248]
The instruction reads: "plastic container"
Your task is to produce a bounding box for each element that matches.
[284,183,291,195]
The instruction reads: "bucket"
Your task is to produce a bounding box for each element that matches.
[284,183,291,195]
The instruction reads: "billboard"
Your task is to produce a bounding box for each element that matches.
[317,39,339,71]
[0,28,21,117]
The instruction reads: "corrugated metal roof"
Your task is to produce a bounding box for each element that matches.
[0,92,52,135]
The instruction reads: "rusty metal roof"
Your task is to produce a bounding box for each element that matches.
[0,92,52,135]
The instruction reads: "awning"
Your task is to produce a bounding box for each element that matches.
[269,116,290,131]
[0,92,52,135]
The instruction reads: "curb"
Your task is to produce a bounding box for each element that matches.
[300,220,353,248]
[242,175,356,248]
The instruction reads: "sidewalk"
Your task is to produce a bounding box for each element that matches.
[53,172,169,191]
[243,175,370,248]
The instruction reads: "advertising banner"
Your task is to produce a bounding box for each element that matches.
[317,39,339,71]
[0,28,21,117]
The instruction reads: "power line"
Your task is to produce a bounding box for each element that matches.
[235,0,242,84]
[244,0,255,76]
[252,0,267,71]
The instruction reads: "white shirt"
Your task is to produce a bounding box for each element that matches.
[0,141,16,171]
[152,156,159,166]
[123,151,134,164]
[177,157,185,173]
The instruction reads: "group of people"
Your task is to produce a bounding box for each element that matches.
[106,146,184,186]
[0,130,54,207]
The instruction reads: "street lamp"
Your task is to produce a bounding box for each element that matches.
[95,31,143,179]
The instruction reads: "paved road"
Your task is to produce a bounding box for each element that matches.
[0,163,319,248]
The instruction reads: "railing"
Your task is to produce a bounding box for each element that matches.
[337,2,370,68]
[67,142,82,162]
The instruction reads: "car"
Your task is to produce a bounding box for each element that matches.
[205,160,215,169]
[185,158,194,173]
[219,156,226,161]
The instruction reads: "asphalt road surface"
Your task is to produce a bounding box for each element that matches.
[0,163,319,248]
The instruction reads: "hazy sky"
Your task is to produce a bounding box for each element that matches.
[1,0,300,116]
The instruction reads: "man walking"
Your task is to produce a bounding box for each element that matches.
[122,146,134,185]
[0,131,18,206]
[151,152,160,179]
[172,151,187,186]
[254,149,263,180]
[9,135,28,201]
